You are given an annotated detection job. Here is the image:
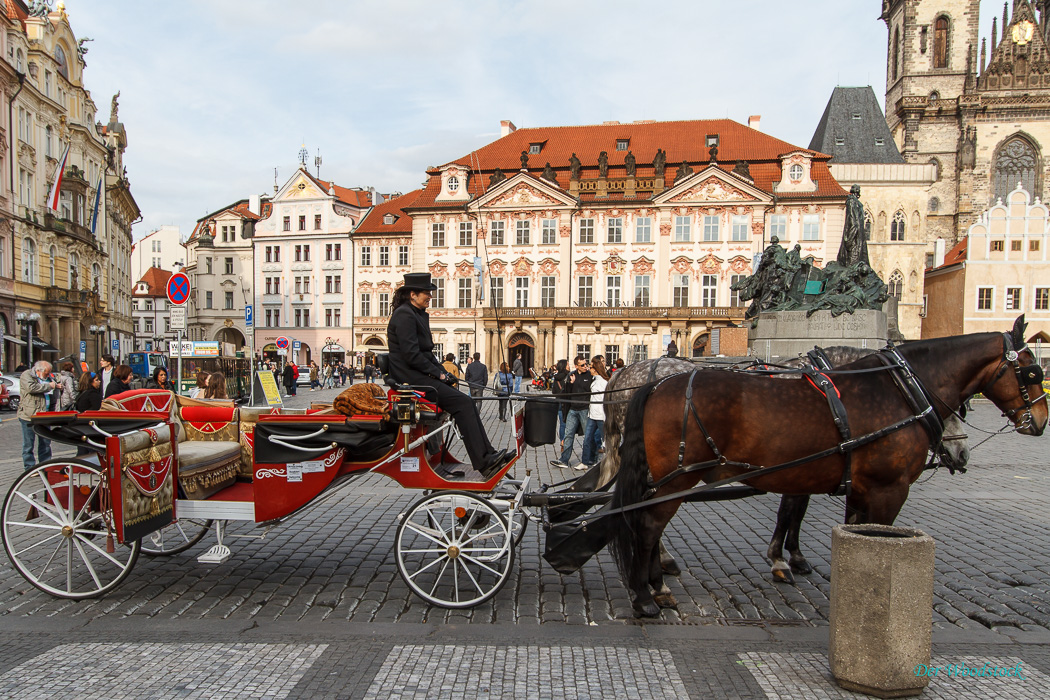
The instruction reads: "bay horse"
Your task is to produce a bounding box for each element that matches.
[599,350,971,584]
[611,318,1046,617]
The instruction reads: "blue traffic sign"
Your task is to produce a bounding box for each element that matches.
[275,336,289,349]
[111,338,119,352]
[166,272,191,306]
[293,340,301,351]
[245,304,254,328]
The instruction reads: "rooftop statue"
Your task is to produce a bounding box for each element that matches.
[569,153,581,180]
[489,169,506,187]
[653,149,666,176]
[541,162,557,183]
[674,161,693,181]
[110,91,120,123]
[598,151,609,178]
[837,184,870,267]
[520,150,529,170]
[28,0,52,19]
[624,151,636,176]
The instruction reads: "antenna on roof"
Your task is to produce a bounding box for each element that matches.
[314,149,322,178]
[274,167,279,195]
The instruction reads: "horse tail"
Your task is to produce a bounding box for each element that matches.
[596,423,621,489]
[609,380,656,584]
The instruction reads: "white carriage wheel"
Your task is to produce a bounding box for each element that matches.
[395,490,515,609]
[140,518,213,556]
[1,460,140,599]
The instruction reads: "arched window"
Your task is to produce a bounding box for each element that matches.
[888,270,904,301]
[48,245,56,286]
[22,238,36,283]
[933,17,949,69]
[69,252,80,289]
[892,27,900,80]
[45,125,53,158]
[15,49,23,73]
[92,263,102,291]
[891,211,906,241]
[993,136,1039,203]
[864,210,873,241]
[54,44,68,80]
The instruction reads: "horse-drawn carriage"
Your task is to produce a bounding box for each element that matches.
[2,318,1045,617]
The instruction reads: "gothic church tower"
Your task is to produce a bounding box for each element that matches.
[883,1,1050,241]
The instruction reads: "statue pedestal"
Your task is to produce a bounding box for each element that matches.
[749,309,888,361]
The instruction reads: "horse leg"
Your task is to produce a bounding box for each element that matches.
[767,495,801,583]
[629,512,669,618]
[658,540,681,576]
[785,495,813,575]
[650,544,678,609]
[845,485,908,525]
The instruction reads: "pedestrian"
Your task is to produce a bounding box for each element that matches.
[386,272,509,475]
[551,359,570,446]
[496,362,514,421]
[321,363,332,389]
[464,351,488,412]
[442,353,461,381]
[14,362,28,373]
[309,362,319,391]
[579,355,609,470]
[613,358,625,373]
[282,362,296,396]
[75,371,103,412]
[550,356,592,469]
[665,340,679,357]
[104,364,133,398]
[18,361,58,470]
[56,361,77,411]
[189,370,209,398]
[146,366,176,392]
[98,353,115,390]
[204,372,228,399]
[291,363,300,394]
[271,364,279,387]
[339,363,348,386]
[512,352,524,393]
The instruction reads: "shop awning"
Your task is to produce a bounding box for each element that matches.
[3,334,26,346]
[31,338,61,353]
[321,344,345,352]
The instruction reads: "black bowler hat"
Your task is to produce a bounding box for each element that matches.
[402,272,438,292]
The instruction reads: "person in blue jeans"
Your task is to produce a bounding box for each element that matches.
[549,356,592,469]
[512,353,524,393]
[496,362,514,422]
[18,361,58,471]
[579,355,608,470]
[550,359,569,443]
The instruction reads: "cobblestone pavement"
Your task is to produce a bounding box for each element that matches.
[0,383,1048,697]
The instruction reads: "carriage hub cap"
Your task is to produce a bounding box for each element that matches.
[61,525,74,538]
[447,545,460,559]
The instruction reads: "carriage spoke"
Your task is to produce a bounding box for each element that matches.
[74,479,103,524]
[426,509,451,544]
[11,489,65,528]
[72,538,103,590]
[406,553,448,581]
[40,538,64,579]
[458,552,505,578]
[458,522,504,549]
[7,520,63,533]
[452,555,460,603]
[13,531,64,557]
[456,558,486,597]
[428,558,452,598]
[404,521,451,549]
[76,532,129,568]
[65,539,73,593]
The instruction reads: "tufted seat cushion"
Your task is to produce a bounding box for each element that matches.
[177,441,241,499]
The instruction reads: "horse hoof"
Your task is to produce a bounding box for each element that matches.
[633,601,661,618]
[771,567,795,585]
[661,559,682,576]
[790,560,812,575]
[653,593,678,609]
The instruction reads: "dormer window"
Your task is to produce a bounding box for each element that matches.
[789,164,804,181]
[835,137,845,146]
[875,137,885,147]
[706,134,719,148]
[529,143,542,154]
[852,112,861,120]
[383,213,396,225]
[616,139,629,151]
[447,176,460,192]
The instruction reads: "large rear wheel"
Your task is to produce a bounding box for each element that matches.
[2,460,139,599]
[395,491,515,609]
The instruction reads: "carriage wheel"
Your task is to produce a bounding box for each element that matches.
[140,518,212,556]
[396,491,515,609]
[1,460,140,599]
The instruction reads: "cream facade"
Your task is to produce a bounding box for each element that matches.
[132,225,184,283]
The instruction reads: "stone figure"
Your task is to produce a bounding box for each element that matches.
[625,151,636,176]
[675,161,693,182]
[598,151,609,178]
[653,149,667,176]
[520,150,529,170]
[28,0,52,18]
[77,38,93,60]
[70,266,78,290]
[708,144,718,162]
[569,153,581,180]
[836,184,870,267]
[733,160,751,179]
[541,162,557,183]
[489,168,507,187]
[110,91,120,123]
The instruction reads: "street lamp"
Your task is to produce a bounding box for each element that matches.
[16,312,41,366]
[89,324,107,366]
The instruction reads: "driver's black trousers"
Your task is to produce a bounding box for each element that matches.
[397,373,496,469]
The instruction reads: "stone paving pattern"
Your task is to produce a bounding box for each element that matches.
[0,385,1048,632]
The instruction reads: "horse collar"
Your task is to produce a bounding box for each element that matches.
[994,332,1046,430]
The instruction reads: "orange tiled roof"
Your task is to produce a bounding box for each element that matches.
[299,169,374,208]
[188,198,268,241]
[930,237,968,271]
[412,118,842,208]
[355,190,422,235]
[5,0,26,27]
[133,267,173,297]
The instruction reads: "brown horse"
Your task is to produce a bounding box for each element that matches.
[611,319,1047,617]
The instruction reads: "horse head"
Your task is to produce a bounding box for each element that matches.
[981,315,1047,436]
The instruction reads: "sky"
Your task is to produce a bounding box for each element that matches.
[61,0,1011,242]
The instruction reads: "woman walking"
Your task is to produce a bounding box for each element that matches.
[496,362,515,422]
[578,355,608,470]
[104,365,133,399]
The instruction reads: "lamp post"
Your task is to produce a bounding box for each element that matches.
[89,324,106,366]
[16,312,41,366]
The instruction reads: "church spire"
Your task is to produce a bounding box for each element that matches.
[992,16,998,49]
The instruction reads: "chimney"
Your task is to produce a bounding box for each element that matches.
[934,239,946,268]
[500,120,517,137]
[748,115,762,131]
[248,194,260,216]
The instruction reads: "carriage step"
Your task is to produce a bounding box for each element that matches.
[197,544,231,564]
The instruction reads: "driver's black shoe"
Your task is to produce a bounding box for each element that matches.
[480,449,512,479]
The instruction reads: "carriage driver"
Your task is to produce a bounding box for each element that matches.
[387,272,513,475]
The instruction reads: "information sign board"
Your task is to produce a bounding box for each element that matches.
[253,370,284,407]
[170,306,186,331]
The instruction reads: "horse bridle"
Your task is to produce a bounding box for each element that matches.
[977,333,1046,431]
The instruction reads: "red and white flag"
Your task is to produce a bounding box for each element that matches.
[46,142,71,211]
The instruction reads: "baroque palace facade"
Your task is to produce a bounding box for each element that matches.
[354,119,849,370]
[2,2,136,369]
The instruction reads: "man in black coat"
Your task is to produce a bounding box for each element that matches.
[387,273,510,475]
[282,362,296,397]
[464,352,488,412]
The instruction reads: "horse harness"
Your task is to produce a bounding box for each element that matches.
[654,345,950,503]
[978,332,1046,431]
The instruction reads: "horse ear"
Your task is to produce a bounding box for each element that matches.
[1012,314,1028,346]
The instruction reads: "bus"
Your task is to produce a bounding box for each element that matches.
[173,342,251,401]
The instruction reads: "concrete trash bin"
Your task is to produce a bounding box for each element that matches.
[829,524,935,698]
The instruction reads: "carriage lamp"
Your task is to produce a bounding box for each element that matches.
[394,394,416,423]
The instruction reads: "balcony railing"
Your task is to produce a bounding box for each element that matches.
[479,305,745,321]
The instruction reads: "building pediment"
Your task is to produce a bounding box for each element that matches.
[274,170,326,201]
[654,166,770,205]
[473,173,575,210]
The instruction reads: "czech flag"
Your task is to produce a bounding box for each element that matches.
[89,172,103,235]
[46,142,71,211]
